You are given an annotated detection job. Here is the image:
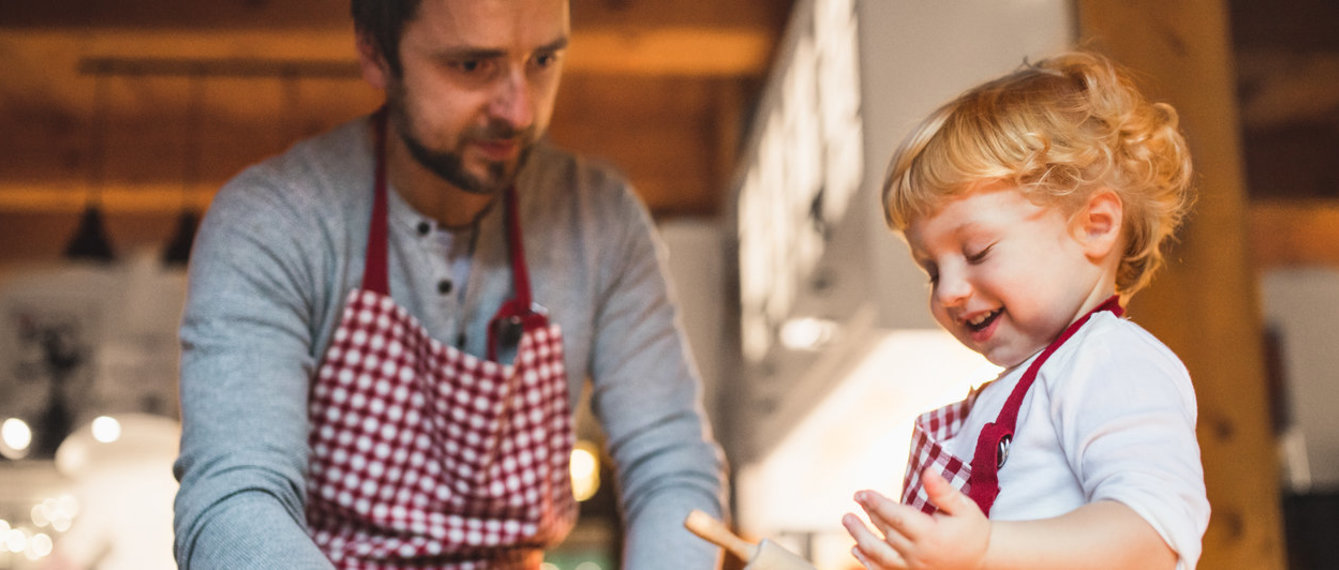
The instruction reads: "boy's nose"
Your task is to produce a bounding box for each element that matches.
[934,270,972,308]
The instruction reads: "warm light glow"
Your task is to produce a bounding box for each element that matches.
[30,504,49,528]
[5,528,28,553]
[32,496,77,533]
[540,564,560,570]
[570,440,601,502]
[92,415,122,443]
[779,317,837,350]
[28,532,53,559]
[1,418,33,459]
[50,517,72,533]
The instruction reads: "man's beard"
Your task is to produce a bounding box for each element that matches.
[388,85,536,195]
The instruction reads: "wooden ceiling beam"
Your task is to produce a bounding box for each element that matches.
[3,26,773,81]
[569,28,772,76]
[1,0,791,37]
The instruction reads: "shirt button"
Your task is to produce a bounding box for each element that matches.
[417,221,431,235]
[438,279,454,294]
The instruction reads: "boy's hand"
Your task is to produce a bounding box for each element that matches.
[842,470,991,569]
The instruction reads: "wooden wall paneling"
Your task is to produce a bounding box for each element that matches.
[548,74,755,217]
[1077,0,1287,568]
[1,1,791,265]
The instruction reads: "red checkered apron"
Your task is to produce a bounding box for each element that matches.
[304,112,577,568]
[900,297,1123,516]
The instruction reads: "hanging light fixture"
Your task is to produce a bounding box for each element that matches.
[65,68,116,262]
[163,69,205,266]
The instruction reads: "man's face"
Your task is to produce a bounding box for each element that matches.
[375,0,569,195]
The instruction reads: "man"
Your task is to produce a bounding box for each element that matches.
[171,0,728,567]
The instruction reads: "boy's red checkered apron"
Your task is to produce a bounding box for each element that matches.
[900,297,1123,516]
[304,112,576,568]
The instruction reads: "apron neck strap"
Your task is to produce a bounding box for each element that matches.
[502,184,532,308]
[363,108,391,296]
[361,108,532,305]
[966,295,1123,514]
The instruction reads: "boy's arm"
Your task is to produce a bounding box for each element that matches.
[844,470,1176,570]
[989,501,1176,569]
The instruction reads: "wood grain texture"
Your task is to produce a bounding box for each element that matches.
[1077,1,1287,568]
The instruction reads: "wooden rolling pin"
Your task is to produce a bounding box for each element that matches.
[684,510,816,570]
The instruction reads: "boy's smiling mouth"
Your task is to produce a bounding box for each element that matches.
[965,308,1003,333]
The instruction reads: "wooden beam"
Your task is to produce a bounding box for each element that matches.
[0,185,215,214]
[1,26,773,82]
[1,0,793,39]
[1250,200,1339,269]
[1077,1,1287,568]
[569,28,772,76]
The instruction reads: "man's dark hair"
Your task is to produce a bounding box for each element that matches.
[351,0,422,76]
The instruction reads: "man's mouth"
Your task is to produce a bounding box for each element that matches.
[474,139,520,161]
[965,309,1002,333]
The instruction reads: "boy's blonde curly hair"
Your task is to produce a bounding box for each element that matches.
[882,51,1195,296]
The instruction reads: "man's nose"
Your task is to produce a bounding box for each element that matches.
[488,67,534,130]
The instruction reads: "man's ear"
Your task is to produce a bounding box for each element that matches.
[356,30,391,90]
[1072,189,1123,260]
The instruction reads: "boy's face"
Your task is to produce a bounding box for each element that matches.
[903,185,1109,367]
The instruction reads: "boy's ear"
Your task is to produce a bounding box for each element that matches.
[1072,189,1123,259]
[356,30,391,90]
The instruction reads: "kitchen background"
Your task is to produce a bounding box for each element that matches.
[1,0,1336,568]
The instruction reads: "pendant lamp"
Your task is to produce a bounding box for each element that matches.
[163,70,205,265]
[63,206,116,261]
[66,70,116,262]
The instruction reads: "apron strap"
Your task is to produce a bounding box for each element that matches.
[966,295,1124,515]
[486,187,546,361]
[362,108,391,296]
[361,107,540,361]
[503,185,533,309]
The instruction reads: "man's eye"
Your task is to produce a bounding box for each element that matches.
[532,52,560,69]
[449,58,494,76]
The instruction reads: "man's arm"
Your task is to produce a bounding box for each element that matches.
[585,184,728,569]
[173,168,335,569]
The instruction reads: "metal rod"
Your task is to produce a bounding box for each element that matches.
[77,56,361,79]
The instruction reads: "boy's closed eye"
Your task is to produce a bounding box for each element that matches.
[965,242,996,263]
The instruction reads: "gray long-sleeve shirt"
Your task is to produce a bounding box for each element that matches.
[172,116,727,568]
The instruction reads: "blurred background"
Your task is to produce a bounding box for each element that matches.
[1,0,1335,568]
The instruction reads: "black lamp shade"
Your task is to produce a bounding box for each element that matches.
[64,205,116,262]
[162,209,200,265]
